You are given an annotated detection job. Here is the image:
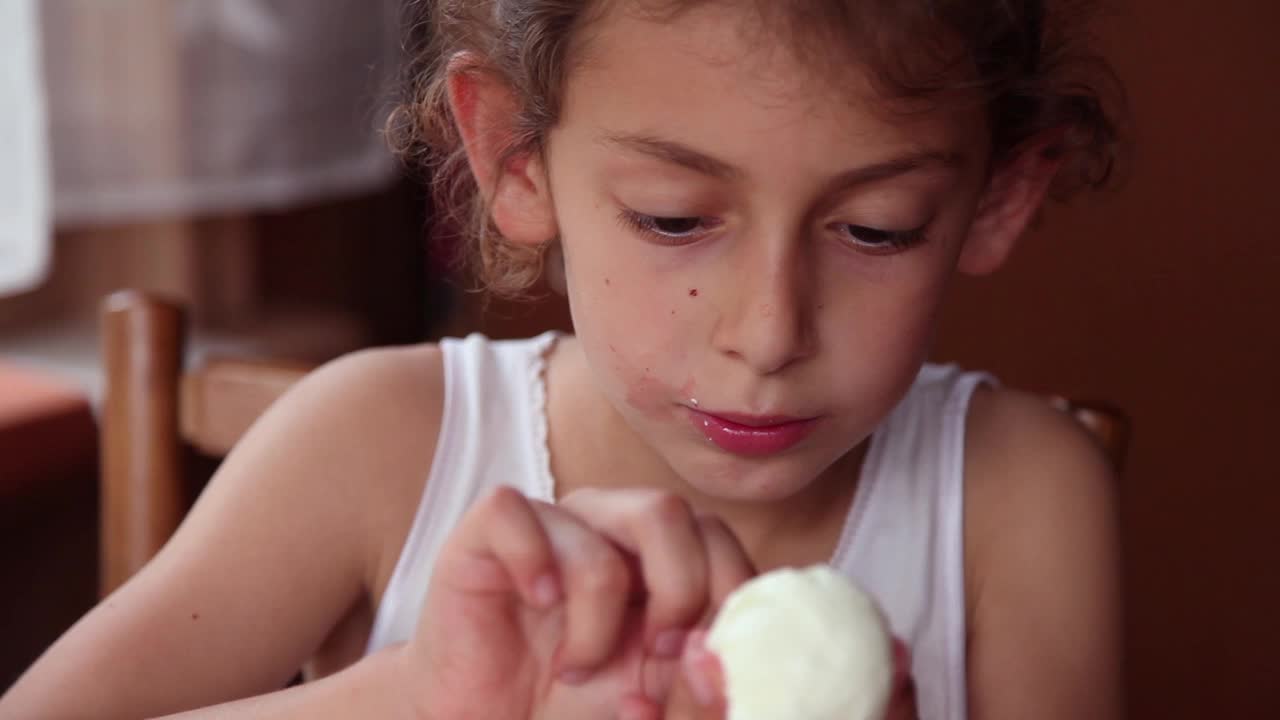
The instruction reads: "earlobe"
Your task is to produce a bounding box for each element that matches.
[958,135,1065,276]
[446,52,558,247]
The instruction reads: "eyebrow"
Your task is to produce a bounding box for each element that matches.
[601,132,965,189]
[603,133,741,179]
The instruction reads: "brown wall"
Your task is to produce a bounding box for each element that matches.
[932,2,1280,718]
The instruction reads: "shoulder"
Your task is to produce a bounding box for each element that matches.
[176,341,452,637]
[962,385,1117,574]
[963,384,1116,498]
[962,384,1118,601]
[286,342,445,414]
[247,342,446,487]
[247,343,447,588]
[960,385,1123,718]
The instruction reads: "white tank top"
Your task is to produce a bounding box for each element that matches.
[366,333,991,720]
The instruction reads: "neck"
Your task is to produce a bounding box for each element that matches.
[669,444,866,571]
[546,339,865,570]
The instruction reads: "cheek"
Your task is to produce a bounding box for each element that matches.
[588,335,689,420]
[818,248,953,381]
[562,231,706,394]
[624,366,666,414]
[570,278,697,418]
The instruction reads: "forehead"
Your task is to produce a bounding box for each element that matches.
[560,2,987,170]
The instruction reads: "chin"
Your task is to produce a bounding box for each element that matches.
[675,451,834,503]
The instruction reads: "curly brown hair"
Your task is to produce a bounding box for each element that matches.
[389,0,1124,297]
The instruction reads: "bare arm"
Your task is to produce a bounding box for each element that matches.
[964,388,1123,720]
[157,645,417,720]
[1,346,443,719]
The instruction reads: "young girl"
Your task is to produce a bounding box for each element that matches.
[2,1,1124,718]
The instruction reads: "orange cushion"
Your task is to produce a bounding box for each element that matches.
[0,363,96,500]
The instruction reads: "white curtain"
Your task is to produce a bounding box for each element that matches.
[42,0,404,226]
[0,0,50,297]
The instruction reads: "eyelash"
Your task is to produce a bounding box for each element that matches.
[617,210,716,245]
[618,209,929,253]
[832,224,929,254]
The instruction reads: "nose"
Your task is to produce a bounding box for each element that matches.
[712,231,815,375]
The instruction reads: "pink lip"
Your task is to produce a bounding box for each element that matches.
[687,408,819,457]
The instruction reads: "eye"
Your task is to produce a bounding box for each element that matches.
[619,210,719,245]
[832,223,928,254]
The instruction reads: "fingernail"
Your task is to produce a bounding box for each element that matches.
[559,668,591,685]
[652,629,687,658]
[532,573,561,608]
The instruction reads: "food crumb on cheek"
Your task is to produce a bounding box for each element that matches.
[624,362,683,418]
[625,373,662,413]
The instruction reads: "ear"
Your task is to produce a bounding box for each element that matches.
[957,131,1066,276]
[446,53,558,247]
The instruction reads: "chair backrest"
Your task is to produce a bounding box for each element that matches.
[1048,395,1131,472]
[99,291,308,596]
[97,290,1131,597]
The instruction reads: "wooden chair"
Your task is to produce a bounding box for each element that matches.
[97,290,1132,598]
[1049,396,1130,472]
[99,290,309,597]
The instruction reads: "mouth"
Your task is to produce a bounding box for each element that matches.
[686,407,820,457]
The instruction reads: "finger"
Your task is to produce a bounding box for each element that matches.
[682,630,726,708]
[439,486,561,608]
[639,515,754,704]
[661,667,711,720]
[560,489,710,654]
[531,502,637,679]
[617,694,662,720]
[662,631,726,720]
[886,679,920,720]
[640,650,678,705]
[693,515,756,609]
[886,639,919,720]
[891,638,914,697]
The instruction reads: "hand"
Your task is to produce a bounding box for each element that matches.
[404,486,756,720]
[650,633,920,720]
[884,639,921,720]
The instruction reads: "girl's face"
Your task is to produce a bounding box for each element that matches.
[544,4,994,500]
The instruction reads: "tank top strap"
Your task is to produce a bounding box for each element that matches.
[365,332,558,653]
[831,363,995,720]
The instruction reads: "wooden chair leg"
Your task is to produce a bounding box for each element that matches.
[99,291,187,597]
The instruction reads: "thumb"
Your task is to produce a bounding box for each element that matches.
[663,631,727,720]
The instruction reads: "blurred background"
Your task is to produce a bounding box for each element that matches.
[1,1,1276,718]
